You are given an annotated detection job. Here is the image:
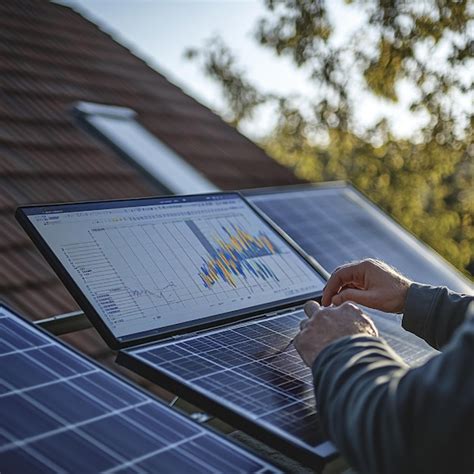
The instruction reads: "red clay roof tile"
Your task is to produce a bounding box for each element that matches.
[0,0,302,391]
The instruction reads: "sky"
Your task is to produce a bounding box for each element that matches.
[56,0,429,140]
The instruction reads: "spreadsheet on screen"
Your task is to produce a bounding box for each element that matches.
[24,194,324,343]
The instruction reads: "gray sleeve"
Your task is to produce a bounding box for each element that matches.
[313,313,474,474]
[402,283,473,349]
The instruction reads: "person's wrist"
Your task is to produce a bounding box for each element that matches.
[312,333,381,372]
[395,279,412,313]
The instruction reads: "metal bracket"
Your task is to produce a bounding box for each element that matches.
[34,310,91,336]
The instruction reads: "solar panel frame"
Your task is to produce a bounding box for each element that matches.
[0,302,280,473]
[243,181,472,292]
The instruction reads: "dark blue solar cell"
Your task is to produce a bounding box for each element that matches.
[231,340,276,359]
[182,435,263,473]
[32,429,118,472]
[30,381,106,423]
[80,409,166,458]
[1,352,57,390]
[138,441,211,474]
[197,347,252,368]
[2,395,61,439]
[0,432,11,444]
[0,318,47,351]
[30,346,90,377]
[0,379,10,395]
[160,355,225,380]
[68,372,146,409]
[236,361,313,400]
[0,338,16,355]
[261,402,321,445]
[130,404,200,443]
[0,339,14,355]
[206,330,251,346]
[0,448,51,472]
[195,370,294,417]
[234,324,273,338]
[139,344,192,364]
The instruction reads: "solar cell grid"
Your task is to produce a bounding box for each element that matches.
[374,317,436,364]
[0,305,279,473]
[122,305,440,466]
[122,310,335,466]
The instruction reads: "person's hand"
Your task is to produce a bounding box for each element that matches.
[322,259,412,313]
[294,300,379,367]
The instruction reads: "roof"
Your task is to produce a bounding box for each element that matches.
[0,0,300,389]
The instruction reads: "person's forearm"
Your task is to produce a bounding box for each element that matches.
[313,325,474,474]
[402,284,473,349]
[313,336,408,474]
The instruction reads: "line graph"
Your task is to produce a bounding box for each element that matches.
[127,282,176,299]
[186,221,281,288]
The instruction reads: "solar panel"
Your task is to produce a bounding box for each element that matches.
[245,183,472,293]
[119,297,438,469]
[0,304,279,473]
[119,310,334,469]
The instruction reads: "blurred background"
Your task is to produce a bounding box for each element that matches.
[58,0,473,277]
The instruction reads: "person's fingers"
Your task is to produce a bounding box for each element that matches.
[331,288,377,307]
[322,264,359,306]
[299,319,308,330]
[361,313,379,336]
[304,300,320,318]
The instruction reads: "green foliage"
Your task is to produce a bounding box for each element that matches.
[185,37,267,127]
[263,123,473,274]
[187,0,474,277]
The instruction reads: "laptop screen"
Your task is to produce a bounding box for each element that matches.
[18,193,325,346]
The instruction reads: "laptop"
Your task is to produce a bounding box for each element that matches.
[16,192,333,467]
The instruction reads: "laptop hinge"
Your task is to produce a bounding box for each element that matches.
[169,305,304,342]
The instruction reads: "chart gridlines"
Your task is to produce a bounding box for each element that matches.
[76,215,316,331]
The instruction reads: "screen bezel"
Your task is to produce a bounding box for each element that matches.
[16,192,328,350]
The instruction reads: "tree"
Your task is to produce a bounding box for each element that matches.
[187,0,473,276]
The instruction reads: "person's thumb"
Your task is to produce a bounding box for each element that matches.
[331,288,374,307]
[304,300,320,318]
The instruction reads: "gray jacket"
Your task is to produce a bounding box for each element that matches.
[312,284,474,474]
